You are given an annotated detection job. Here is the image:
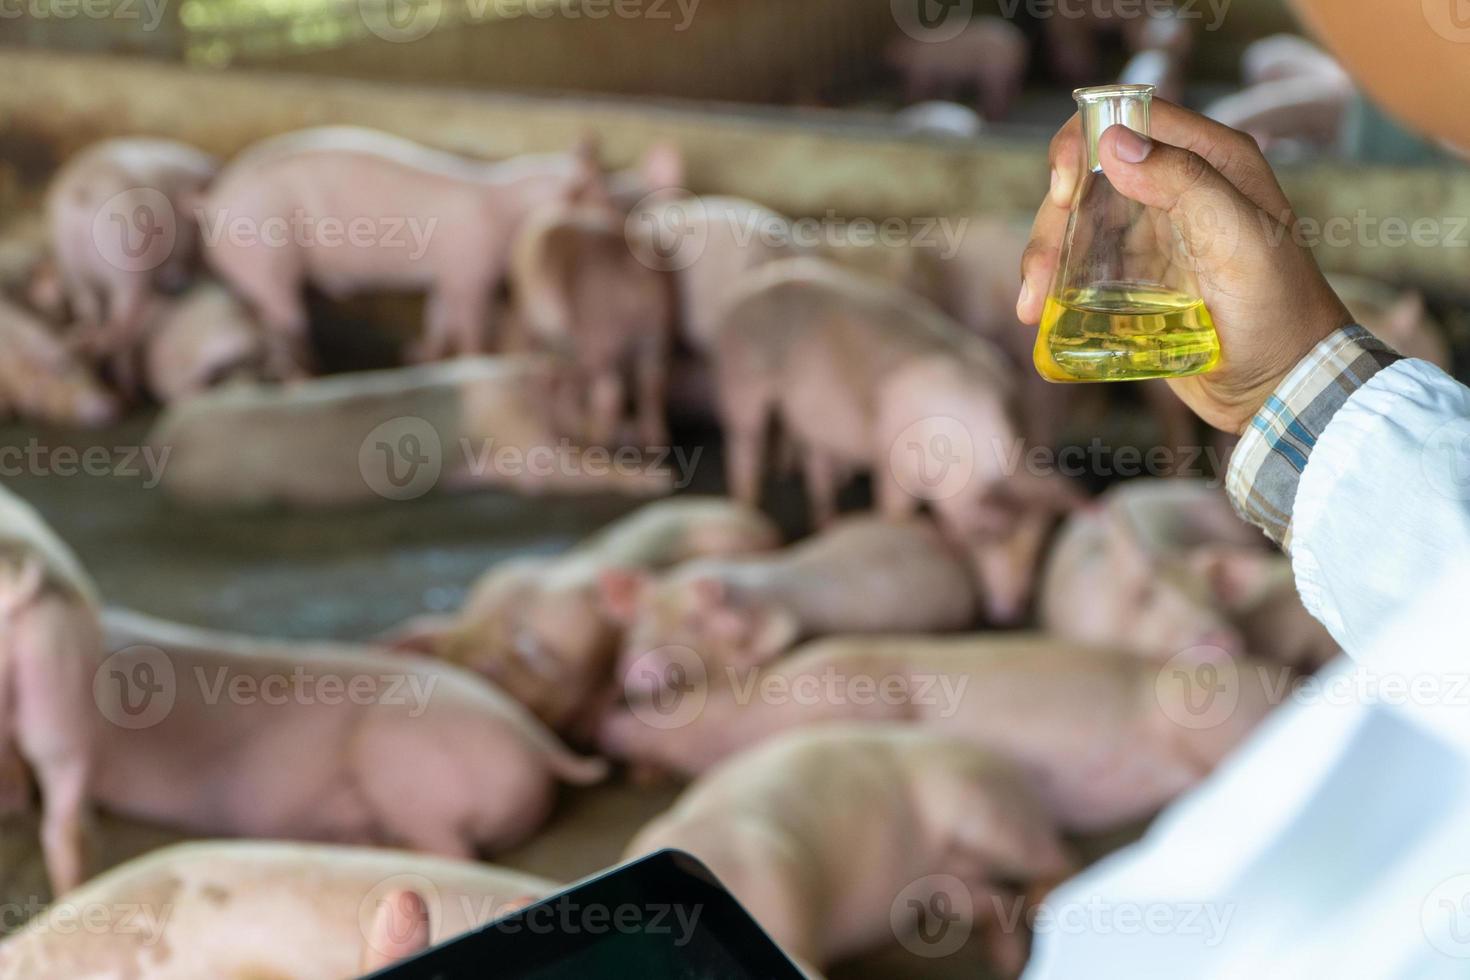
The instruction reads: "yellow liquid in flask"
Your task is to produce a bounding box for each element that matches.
[1035,283,1221,383]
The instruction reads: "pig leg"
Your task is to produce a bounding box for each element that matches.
[0,631,31,816]
[634,340,670,448]
[725,421,768,508]
[714,348,773,505]
[103,278,150,356]
[417,282,491,361]
[873,464,922,521]
[63,277,105,345]
[12,595,98,896]
[1141,380,1198,475]
[587,371,627,448]
[801,448,841,528]
[0,745,31,816]
[219,252,312,376]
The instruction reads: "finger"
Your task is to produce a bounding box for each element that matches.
[1018,117,1084,324]
[360,889,432,973]
[1097,125,1256,270]
[1148,99,1294,220]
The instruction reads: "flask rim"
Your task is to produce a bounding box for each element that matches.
[1073,84,1156,104]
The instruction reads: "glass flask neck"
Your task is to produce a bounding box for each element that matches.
[1075,84,1154,173]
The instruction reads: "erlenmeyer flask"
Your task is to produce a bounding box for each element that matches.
[1034,84,1222,383]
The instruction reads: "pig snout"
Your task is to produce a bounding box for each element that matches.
[597,706,645,761]
[617,643,679,698]
[75,389,122,428]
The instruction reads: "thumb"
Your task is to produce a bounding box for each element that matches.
[1097,124,1253,269]
[360,889,432,973]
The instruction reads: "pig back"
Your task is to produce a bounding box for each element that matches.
[0,840,556,980]
[565,497,779,578]
[148,356,548,507]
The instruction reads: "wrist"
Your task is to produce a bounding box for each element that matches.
[1225,323,1403,549]
[1229,304,1357,435]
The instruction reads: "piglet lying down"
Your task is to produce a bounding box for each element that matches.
[94,609,605,859]
[0,840,557,980]
[148,355,671,508]
[625,725,1071,975]
[603,633,1281,833]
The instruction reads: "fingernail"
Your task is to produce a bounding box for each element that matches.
[1018,279,1032,310]
[1112,127,1153,163]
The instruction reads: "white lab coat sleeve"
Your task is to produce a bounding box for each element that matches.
[1290,358,1470,652]
[1024,563,1470,980]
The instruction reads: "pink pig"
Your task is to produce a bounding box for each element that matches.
[1039,479,1340,669]
[0,298,119,428]
[1205,36,1354,155]
[714,258,1078,623]
[147,355,672,507]
[625,725,1071,974]
[0,841,557,980]
[389,496,780,734]
[0,484,104,896]
[628,195,805,354]
[1328,273,1452,371]
[44,139,219,358]
[91,608,606,861]
[199,127,679,369]
[509,201,674,446]
[600,515,977,694]
[601,633,1281,833]
[141,281,277,404]
[886,17,1030,121]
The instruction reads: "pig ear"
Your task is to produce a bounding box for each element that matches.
[597,568,648,625]
[568,135,613,208]
[746,605,799,664]
[1383,291,1425,344]
[638,142,685,193]
[1190,546,1287,613]
[689,576,728,610]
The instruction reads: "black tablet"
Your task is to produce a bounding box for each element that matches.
[363,849,808,979]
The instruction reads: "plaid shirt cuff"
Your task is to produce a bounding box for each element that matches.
[1226,325,1403,551]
